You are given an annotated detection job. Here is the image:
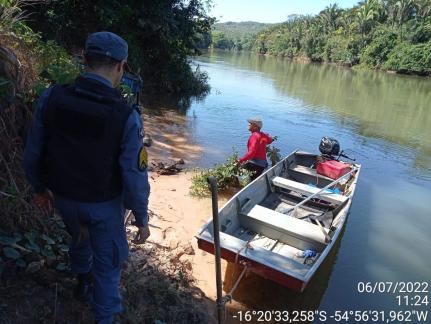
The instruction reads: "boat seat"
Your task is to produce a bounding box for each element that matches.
[239,204,329,252]
[271,176,347,205]
[290,164,334,182]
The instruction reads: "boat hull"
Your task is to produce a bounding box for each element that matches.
[197,237,306,292]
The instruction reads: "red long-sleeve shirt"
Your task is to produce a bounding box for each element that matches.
[239,131,273,163]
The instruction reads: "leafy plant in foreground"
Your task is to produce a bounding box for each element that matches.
[190,152,252,197]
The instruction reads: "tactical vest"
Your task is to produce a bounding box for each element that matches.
[42,76,134,202]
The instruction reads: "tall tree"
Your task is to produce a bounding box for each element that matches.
[386,0,414,26]
[319,3,343,32]
[356,0,382,34]
[27,0,215,98]
[414,0,431,20]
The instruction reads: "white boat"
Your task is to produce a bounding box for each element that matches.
[196,150,361,292]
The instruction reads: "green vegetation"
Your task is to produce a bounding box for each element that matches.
[0,217,71,274]
[190,139,280,197]
[190,152,252,197]
[0,0,80,233]
[0,2,81,286]
[250,0,431,75]
[211,21,272,50]
[25,0,214,99]
[267,136,281,166]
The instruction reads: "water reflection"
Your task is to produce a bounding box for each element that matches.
[198,52,431,175]
[142,86,211,115]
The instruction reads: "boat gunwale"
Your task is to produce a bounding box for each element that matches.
[196,149,362,287]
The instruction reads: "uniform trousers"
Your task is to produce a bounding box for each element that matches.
[55,195,129,324]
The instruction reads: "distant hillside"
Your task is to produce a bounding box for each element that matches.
[211,21,274,50]
[213,21,272,39]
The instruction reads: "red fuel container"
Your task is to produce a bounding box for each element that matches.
[316,160,351,180]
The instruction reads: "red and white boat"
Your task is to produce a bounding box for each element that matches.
[196,150,360,292]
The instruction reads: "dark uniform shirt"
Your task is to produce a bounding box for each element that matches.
[23,73,150,226]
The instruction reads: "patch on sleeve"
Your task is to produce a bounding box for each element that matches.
[138,147,148,171]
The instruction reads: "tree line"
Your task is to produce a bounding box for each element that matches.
[212,0,431,75]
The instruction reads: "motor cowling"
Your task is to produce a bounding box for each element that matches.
[319,137,340,157]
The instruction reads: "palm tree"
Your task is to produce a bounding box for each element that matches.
[319,3,343,32]
[414,0,431,20]
[394,0,415,25]
[339,10,355,34]
[373,0,387,22]
[356,0,380,34]
[386,0,415,41]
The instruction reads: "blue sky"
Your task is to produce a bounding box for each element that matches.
[209,0,360,23]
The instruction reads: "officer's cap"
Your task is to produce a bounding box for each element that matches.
[85,31,128,62]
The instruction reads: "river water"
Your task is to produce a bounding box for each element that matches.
[185,51,431,320]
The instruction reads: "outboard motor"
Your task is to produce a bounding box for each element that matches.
[316,137,356,179]
[319,137,340,159]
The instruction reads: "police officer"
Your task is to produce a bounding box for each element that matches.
[23,31,150,323]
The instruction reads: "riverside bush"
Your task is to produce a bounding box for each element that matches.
[190,153,252,197]
[190,138,281,197]
[383,41,431,75]
[0,0,83,234]
[324,35,359,65]
[409,22,431,43]
[302,32,326,62]
[360,28,398,68]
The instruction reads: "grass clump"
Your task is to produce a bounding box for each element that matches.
[190,152,252,197]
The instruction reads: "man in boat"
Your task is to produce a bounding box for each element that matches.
[237,117,273,180]
[22,31,150,324]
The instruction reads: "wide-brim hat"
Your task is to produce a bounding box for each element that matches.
[247,117,262,128]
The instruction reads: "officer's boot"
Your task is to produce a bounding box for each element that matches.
[74,272,93,302]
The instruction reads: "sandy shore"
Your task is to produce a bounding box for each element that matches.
[144,109,202,164]
[140,109,233,321]
[143,110,228,293]
[145,171,251,323]
[147,171,225,298]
